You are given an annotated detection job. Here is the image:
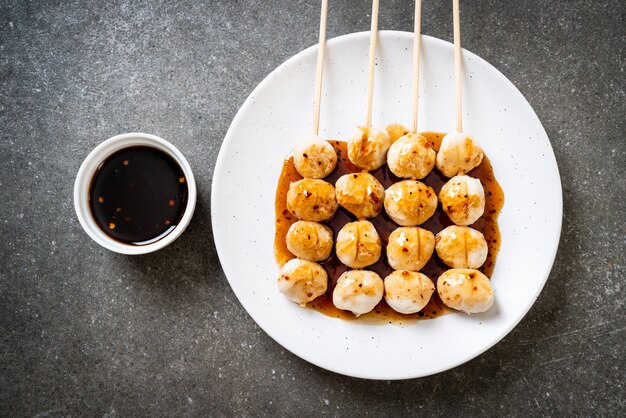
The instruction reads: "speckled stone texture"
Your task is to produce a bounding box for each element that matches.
[1,0,624,416]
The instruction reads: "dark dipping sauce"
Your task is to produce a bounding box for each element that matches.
[275,133,504,323]
[89,146,188,245]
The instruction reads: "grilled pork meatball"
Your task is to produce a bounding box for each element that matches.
[435,226,488,269]
[335,172,384,219]
[293,134,337,179]
[437,269,494,314]
[435,132,483,177]
[335,220,382,268]
[286,178,338,222]
[333,270,384,316]
[439,175,485,226]
[286,221,333,261]
[384,180,437,226]
[347,126,392,171]
[386,226,435,271]
[387,132,436,179]
[386,123,410,143]
[384,270,435,314]
[277,258,328,306]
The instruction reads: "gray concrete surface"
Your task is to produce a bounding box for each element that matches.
[1,0,624,416]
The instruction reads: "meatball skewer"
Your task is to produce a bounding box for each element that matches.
[292,0,338,179]
[386,0,436,181]
[277,2,337,309]
[410,0,423,136]
[435,0,484,178]
[347,0,392,171]
[434,3,494,316]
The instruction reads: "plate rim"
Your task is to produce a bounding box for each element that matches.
[211,30,563,379]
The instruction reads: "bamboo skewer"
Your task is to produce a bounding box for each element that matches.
[312,0,329,136]
[365,0,380,129]
[453,0,463,132]
[411,0,422,133]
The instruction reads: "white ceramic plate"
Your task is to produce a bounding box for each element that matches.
[211,31,562,380]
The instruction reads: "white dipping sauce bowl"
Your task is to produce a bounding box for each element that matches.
[74,132,197,255]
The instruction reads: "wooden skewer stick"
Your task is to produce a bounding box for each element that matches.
[312,0,329,136]
[365,0,380,129]
[411,0,422,133]
[453,0,463,132]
